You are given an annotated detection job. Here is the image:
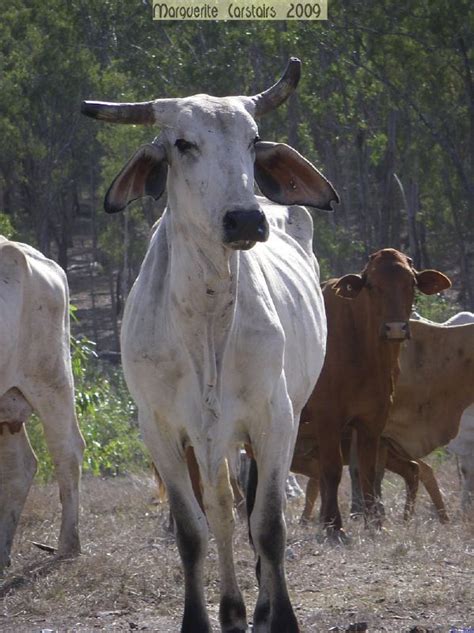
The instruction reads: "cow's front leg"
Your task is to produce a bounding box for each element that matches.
[0,425,37,571]
[247,395,300,633]
[201,459,247,633]
[317,430,345,540]
[355,423,382,529]
[28,384,85,558]
[141,415,211,633]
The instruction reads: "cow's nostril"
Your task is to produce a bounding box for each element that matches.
[225,216,238,230]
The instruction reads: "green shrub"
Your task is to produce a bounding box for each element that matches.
[0,213,16,239]
[28,316,148,482]
[413,292,459,323]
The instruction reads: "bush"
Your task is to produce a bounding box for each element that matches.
[28,319,148,482]
[412,292,459,323]
[0,212,16,239]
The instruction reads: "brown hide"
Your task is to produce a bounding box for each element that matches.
[152,447,245,518]
[300,320,474,525]
[384,320,474,458]
[293,249,450,535]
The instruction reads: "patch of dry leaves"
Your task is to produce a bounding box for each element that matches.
[1,457,473,632]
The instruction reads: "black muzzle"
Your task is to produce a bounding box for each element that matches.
[223,209,269,250]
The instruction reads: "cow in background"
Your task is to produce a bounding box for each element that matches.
[0,238,85,571]
[381,314,474,520]
[344,314,474,523]
[292,249,450,540]
[448,404,474,513]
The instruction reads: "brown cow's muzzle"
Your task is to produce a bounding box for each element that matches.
[381,321,411,341]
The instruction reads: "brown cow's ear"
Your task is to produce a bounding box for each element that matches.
[334,274,365,299]
[105,143,167,213]
[254,141,339,211]
[416,269,451,295]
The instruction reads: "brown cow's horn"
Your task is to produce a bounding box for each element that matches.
[252,57,301,117]
[81,100,157,125]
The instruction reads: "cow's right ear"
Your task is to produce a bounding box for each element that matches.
[334,274,365,299]
[105,143,167,213]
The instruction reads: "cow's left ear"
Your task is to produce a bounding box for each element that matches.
[416,269,451,295]
[334,274,365,299]
[254,141,339,210]
[105,143,168,213]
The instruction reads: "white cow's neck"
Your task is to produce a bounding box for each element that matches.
[163,207,238,430]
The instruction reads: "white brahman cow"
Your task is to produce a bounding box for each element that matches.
[449,404,474,512]
[82,58,338,633]
[446,312,474,513]
[0,237,85,571]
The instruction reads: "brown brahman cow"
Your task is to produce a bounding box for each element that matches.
[291,249,450,540]
[302,316,474,525]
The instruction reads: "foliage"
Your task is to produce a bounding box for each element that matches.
[412,292,459,324]
[1,1,473,309]
[0,212,15,239]
[29,324,148,482]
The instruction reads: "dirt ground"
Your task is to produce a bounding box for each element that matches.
[1,458,473,633]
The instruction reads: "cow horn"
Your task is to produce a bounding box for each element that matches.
[251,57,301,117]
[81,100,157,125]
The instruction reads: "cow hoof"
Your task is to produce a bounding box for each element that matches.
[299,514,313,526]
[326,529,351,546]
[0,557,11,575]
[317,528,351,545]
[349,511,363,521]
[367,525,389,539]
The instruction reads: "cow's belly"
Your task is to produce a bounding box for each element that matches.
[121,301,320,470]
[241,234,326,413]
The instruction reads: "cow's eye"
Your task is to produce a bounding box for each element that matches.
[175,139,196,153]
[253,135,261,145]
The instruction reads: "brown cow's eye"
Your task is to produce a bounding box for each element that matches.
[175,139,195,153]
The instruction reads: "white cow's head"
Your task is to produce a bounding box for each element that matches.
[82,58,339,250]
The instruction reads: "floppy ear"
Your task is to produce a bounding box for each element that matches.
[334,274,365,299]
[416,269,451,295]
[254,141,339,210]
[105,143,167,213]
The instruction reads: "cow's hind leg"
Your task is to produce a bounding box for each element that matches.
[290,455,319,523]
[0,425,37,571]
[385,448,419,521]
[248,422,300,631]
[26,386,85,558]
[417,459,449,523]
[302,476,319,524]
[201,459,247,633]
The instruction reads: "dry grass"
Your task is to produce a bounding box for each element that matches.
[1,457,473,632]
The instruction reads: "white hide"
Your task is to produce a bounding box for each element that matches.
[449,406,474,511]
[118,94,327,630]
[445,313,474,510]
[443,311,474,326]
[0,238,84,569]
